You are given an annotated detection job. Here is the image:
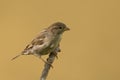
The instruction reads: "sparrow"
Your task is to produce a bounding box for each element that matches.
[11,22,70,63]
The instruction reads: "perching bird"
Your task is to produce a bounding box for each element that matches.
[11,22,70,63]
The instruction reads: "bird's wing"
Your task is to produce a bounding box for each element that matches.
[11,29,49,60]
[22,30,51,54]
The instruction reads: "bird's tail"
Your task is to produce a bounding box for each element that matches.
[11,54,21,61]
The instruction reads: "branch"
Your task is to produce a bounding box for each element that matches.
[40,48,60,80]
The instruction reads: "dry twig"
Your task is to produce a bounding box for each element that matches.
[40,48,60,80]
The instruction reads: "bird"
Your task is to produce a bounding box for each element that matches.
[11,22,70,64]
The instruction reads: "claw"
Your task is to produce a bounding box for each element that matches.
[44,61,53,68]
[54,54,58,59]
[39,56,53,68]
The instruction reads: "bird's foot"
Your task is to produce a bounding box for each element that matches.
[39,56,53,68]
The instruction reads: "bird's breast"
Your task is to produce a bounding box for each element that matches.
[50,35,61,50]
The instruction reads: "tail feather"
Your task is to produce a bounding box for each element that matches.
[11,55,21,61]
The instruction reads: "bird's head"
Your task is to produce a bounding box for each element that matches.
[48,22,70,35]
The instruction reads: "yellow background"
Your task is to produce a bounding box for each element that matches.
[0,0,120,80]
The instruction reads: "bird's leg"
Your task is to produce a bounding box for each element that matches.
[39,55,53,68]
[52,52,58,59]
[33,53,53,68]
[53,46,61,59]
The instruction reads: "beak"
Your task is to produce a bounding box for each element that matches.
[64,27,70,31]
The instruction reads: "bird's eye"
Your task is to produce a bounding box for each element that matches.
[59,26,62,29]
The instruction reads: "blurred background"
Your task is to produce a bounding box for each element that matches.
[0,0,120,80]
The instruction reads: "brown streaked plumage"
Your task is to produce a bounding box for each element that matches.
[11,22,70,63]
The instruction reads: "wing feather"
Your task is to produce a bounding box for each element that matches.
[22,30,49,54]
